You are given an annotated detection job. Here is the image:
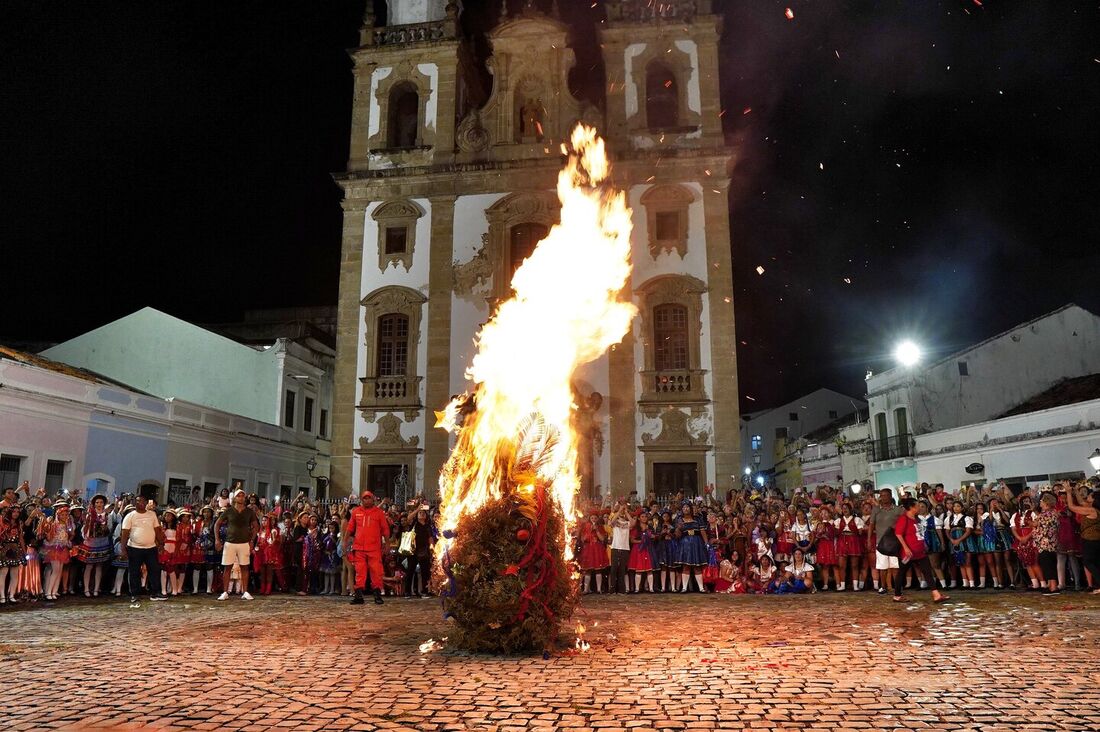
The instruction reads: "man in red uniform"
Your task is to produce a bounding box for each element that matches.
[343,490,390,605]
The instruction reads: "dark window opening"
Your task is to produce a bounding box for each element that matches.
[645,63,679,129]
[653,303,689,371]
[377,313,410,377]
[284,390,296,428]
[304,397,315,434]
[789,412,799,421]
[45,460,66,493]
[319,409,328,438]
[384,226,408,254]
[509,223,548,281]
[388,83,420,149]
[958,361,969,376]
[775,426,788,440]
[828,410,838,419]
[0,455,22,491]
[654,210,679,240]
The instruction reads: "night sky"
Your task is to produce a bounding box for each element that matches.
[3,1,1098,413]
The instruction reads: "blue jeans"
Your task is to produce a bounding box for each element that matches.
[127,546,162,597]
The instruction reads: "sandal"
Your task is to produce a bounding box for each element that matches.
[933,595,950,603]
[892,595,906,602]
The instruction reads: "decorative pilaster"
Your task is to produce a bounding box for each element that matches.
[331,197,369,497]
[424,195,457,499]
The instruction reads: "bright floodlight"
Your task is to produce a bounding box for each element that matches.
[894,340,921,367]
[744,467,752,475]
[756,475,765,486]
[1089,448,1100,472]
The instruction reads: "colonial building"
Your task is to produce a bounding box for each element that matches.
[331,0,739,500]
[865,303,1100,489]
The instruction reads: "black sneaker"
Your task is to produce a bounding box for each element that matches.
[374,591,384,605]
[877,587,887,595]
[128,596,137,604]
[351,591,365,605]
[151,595,169,602]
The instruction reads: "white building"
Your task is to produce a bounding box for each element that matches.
[0,348,318,505]
[37,307,335,497]
[865,304,1100,489]
[916,375,1100,491]
[739,388,866,482]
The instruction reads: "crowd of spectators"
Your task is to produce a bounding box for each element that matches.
[0,481,435,605]
[572,479,1100,600]
[1,477,1097,607]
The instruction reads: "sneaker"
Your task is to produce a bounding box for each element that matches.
[217,592,229,601]
[877,587,887,595]
[128,596,137,604]
[374,591,384,605]
[151,595,169,602]
[351,591,365,605]
[241,592,254,601]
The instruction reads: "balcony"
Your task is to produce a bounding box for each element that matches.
[607,0,712,22]
[868,433,914,462]
[366,19,456,47]
[358,374,422,418]
[639,369,707,408]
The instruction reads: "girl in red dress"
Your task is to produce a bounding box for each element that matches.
[171,509,193,596]
[577,513,609,594]
[1011,497,1041,590]
[255,514,281,595]
[627,520,654,593]
[774,510,795,563]
[834,503,865,591]
[814,505,839,590]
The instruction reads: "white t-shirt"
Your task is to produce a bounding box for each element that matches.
[122,510,161,549]
[790,561,815,579]
[611,519,631,551]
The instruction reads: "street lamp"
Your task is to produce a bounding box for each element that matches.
[306,456,317,476]
[850,480,862,495]
[894,340,921,368]
[1089,448,1100,472]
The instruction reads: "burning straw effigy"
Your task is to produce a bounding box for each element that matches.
[433,125,636,653]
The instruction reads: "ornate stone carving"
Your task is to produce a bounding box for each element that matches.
[641,408,709,447]
[358,413,420,452]
[456,108,489,153]
[453,232,496,297]
[372,199,424,272]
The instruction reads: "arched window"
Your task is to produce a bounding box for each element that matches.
[653,303,689,371]
[645,62,679,130]
[388,83,420,149]
[509,223,548,280]
[376,313,410,377]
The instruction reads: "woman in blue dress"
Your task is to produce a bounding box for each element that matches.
[676,504,710,592]
[974,502,998,588]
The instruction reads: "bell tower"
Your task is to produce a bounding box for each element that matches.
[346,1,484,172]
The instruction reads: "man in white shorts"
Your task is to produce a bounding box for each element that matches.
[869,488,903,594]
[214,489,260,601]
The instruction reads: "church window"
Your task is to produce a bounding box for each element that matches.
[645,62,679,130]
[388,82,420,149]
[384,226,408,255]
[654,304,689,371]
[509,222,548,281]
[376,313,409,377]
[654,210,679,241]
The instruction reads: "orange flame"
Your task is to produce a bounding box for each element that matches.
[436,124,636,562]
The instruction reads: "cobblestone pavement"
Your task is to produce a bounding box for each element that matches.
[1,591,1098,731]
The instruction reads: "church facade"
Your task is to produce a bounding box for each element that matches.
[331,0,740,501]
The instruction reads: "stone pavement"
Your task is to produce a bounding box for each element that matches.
[1,591,1098,731]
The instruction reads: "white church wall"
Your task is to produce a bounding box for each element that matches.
[417,63,439,134]
[623,43,647,119]
[367,67,393,139]
[673,40,701,115]
[449,193,503,395]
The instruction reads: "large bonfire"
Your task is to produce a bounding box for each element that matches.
[434,125,636,653]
